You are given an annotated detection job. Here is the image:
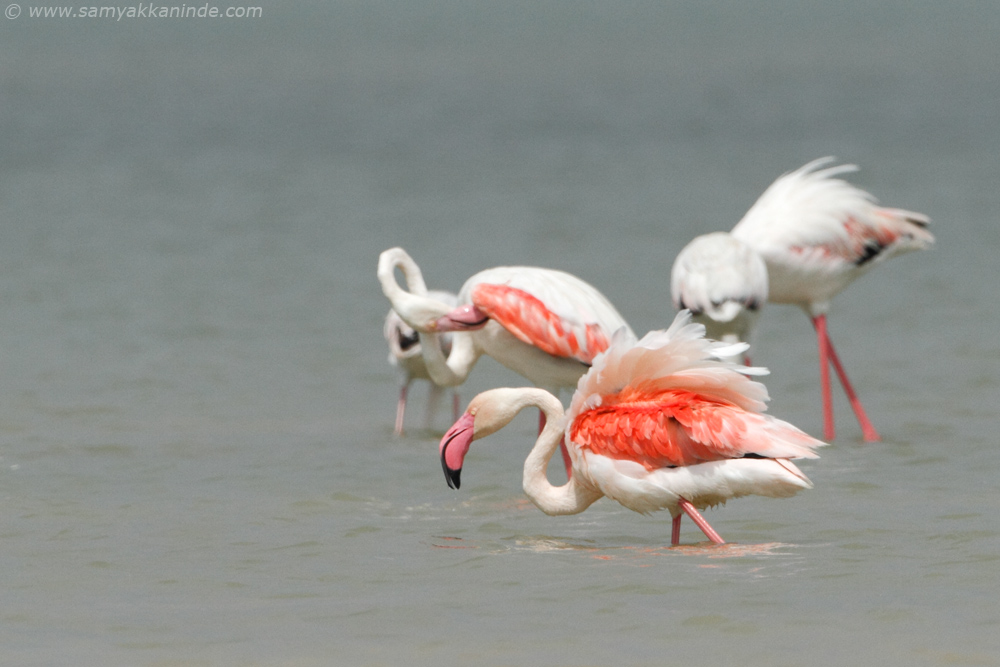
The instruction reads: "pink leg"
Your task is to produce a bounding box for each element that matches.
[452,391,460,422]
[394,383,409,436]
[825,334,881,442]
[812,315,836,441]
[671,514,682,546]
[678,498,725,545]
[539,410,572,479]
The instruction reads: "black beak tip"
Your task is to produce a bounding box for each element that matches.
[444,466,461,490]
[441,453,462,490]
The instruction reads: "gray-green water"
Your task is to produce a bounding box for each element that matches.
[1,2,998,664]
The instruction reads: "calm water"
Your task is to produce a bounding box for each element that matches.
[1,2,999,665]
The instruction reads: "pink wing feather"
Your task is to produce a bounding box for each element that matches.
[567,313,824,470]
[470,283,611,364]
[570,387,820,470]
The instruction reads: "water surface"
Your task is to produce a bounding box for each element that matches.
[0,2,998,664]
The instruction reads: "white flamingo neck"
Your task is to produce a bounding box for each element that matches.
[471,387,563,439]
[378,247,428,297]
[479,388,602,516]
[377,248,454,331]
[418,329,478,387]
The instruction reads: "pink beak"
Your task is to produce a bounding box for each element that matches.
[434,305,489,332]
[439,412,475,489]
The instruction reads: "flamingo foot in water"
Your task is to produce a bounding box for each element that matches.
[813,314,880,443]
[394,383,408,436]
[825,334,880,442]
[673,498,725,545]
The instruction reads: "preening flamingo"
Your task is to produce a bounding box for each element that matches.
[439,312,825,546]
[670,231,768,365]
[378,247,634,475]
[731,158,934,442]
[384,289,461,435]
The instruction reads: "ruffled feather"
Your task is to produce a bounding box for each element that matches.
[566,311,824,470]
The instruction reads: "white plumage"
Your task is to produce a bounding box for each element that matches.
[731,157,933,315]
[671,231,768,363]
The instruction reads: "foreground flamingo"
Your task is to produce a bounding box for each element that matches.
[670,231,768,365]
[439,312,825,546]
[384,289,461,435]
[731,158,934,442]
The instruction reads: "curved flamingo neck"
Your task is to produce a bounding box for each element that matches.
[418,328,478,387]
[378,247,428,297]
[377,248,453,331]
[512,389,602,516]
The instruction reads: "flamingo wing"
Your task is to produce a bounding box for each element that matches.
[570,387,821,471]
[463,267,632,365]
[566,312,825,471]
[731,157,934,270]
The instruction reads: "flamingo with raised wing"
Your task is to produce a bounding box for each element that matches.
[731,158,933,442]
[439,312,825,546]
[671,231,768,365]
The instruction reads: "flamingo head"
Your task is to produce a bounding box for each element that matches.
[439,389,523,489]
[432,304,489,332]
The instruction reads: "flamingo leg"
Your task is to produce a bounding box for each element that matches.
[824,332,881,442]
[452,391,461,422]
[677,498,725,545]
[671,514,682,546]
[812,315,836,442]
[394,382,409,436]
[539,410,572,480]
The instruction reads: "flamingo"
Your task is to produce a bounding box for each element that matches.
[378,247,635,476]
[439,312,825,546]
[670,231,768,365]
[731,158,934,442]
[384,289,461,435]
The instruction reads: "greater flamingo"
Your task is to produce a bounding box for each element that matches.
[731,158,934,442]
[439,312,825,546]
[384,289,461,435]
[670,231,768,365]
[378,247,635,474]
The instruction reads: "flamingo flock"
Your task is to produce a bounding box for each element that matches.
[378,246,633,477]
[377,157,933,546]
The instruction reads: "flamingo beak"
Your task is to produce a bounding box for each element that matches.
[440,412,476,490]
[433,305,489,332]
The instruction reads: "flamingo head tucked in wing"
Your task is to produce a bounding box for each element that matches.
[432,304,490,333]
